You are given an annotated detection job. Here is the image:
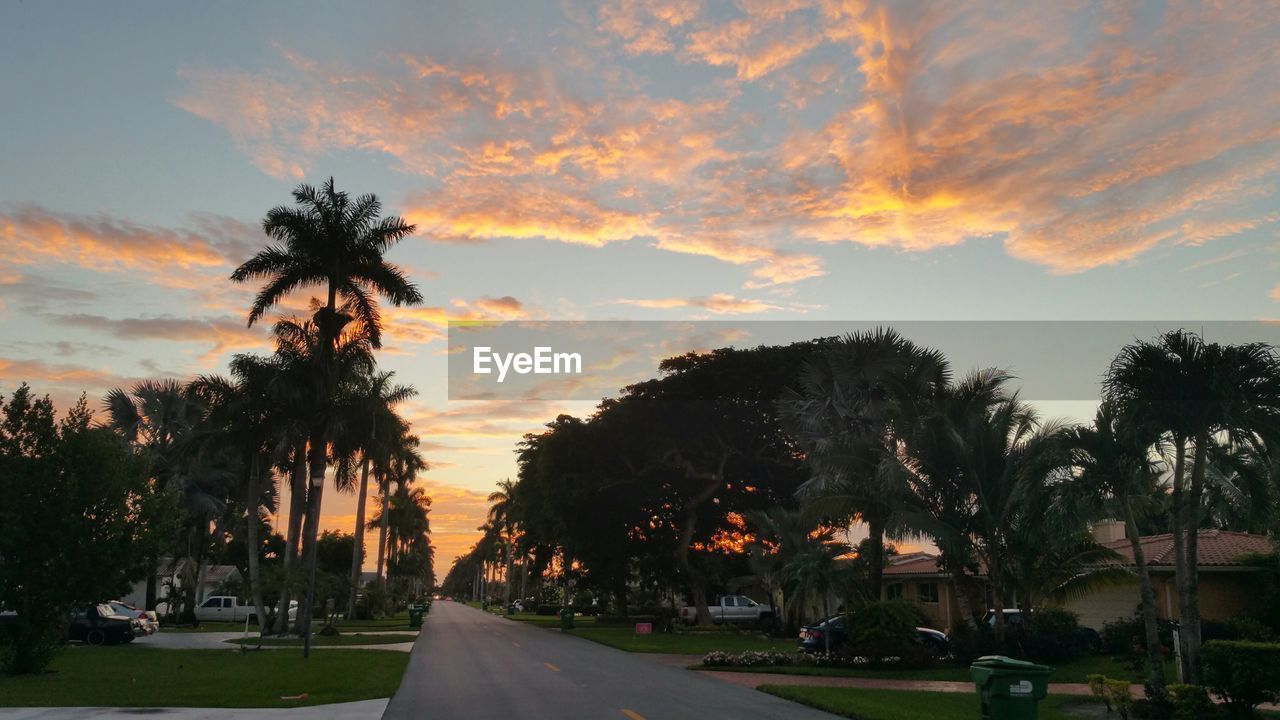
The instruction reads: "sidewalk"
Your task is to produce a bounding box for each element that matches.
[0,700,388,720]
[701,670,1139,698]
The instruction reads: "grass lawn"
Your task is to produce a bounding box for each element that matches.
[160,621,246,633]
[502,612,795,654]
[161,612,418,634]
[760,686,1101,720]
[702,653,1172,684]
[0,647,408,708]
[225,633,418,647]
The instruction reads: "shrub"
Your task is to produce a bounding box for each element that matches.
[843,601,926,667]
[1166,684,1215,720]
[1201,640,1280,716]
[1105,678,1134,720]
[1020,606,1088,662]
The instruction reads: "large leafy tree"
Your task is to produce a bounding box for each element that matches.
[1105,330,1280,682]
[0,387,152,674]
[230,177,422,647]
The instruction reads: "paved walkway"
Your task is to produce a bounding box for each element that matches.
[0,700,387,720]
[138,631,415,652]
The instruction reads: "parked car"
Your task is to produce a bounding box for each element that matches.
[106,600,159,635]
[798,615,950,656]
[195,596,258,623]
[980,609,1101,653]
[69,605,135,645]
[679,595,774,626]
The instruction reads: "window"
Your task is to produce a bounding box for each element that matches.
[886,583,904,601]
[201,598,220,609]
[722,597,737,607]
[222,598,234,608]
[918,582,939,604]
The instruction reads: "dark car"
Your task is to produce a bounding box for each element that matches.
[69,604,136,646]
[798,615,950,656]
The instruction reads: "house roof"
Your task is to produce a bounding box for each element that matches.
[1102,529,1272,567]
[883,552,946,577]
[881,530,1272,580]
[201,565,242,585]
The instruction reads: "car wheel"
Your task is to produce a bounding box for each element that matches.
[85,629,106,646]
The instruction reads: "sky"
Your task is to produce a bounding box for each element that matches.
[2,0,1279,573]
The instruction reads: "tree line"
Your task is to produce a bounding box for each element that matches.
[449,328,1280,700]
[1,178,435,672]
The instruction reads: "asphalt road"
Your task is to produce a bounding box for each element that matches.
[382,601,839,720]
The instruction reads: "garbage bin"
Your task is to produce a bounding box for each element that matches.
[408,605,424,629]
[969,655,1053,720]
[559,608,574,631]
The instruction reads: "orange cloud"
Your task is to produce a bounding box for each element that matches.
[615,293,783,315]
[1,205,256,284]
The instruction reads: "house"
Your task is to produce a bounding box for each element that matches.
[881,525,1273,632]
[120,558,244,609]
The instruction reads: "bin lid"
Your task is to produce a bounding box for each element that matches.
[970,655,1053,672]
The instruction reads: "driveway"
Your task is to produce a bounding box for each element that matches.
[382,601,838,720]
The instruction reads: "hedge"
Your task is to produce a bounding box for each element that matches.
[1201,639,1280,715]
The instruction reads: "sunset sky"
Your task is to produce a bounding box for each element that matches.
[3,1,1279,572]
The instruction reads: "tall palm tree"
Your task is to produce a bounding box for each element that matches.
[1105,330,1280,682]
[344,372,416,618]
[745,506,824,629]
[779,329,949,597]
[1064,402,1168,696]
[230,178,423,647]
[375,431,424,586]
[487,479,517,606]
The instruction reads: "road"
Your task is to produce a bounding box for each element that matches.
[382,601,839,720]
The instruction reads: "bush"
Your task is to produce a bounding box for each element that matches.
[840,601,935,669]
[701,650,860,669]
[1202,640,1280,716]
[1019,606,1089,663]
[1166,684,1215,720]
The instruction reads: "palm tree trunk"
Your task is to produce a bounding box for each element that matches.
[346,456,372,619]
[504,530,515,606]
[276,446,307,635]
[298,433,327,651]
[1124,500,1166,698]
[246,454,268,638]
[866,513,887,599]
[1181,432,1208,684]
[519,552,529,604]
[950,569,977,630]
[376,478,390,586]
[1170,438,1194,682]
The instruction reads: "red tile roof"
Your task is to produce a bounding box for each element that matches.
[1102,529,1272,567]
[881,530,1272,578]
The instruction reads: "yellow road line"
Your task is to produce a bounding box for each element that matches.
[544,662,560,672]
[621,710,645,720]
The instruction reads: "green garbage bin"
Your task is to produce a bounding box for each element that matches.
[559,608,574,631]
[969,655,1053,720]
[408,605,424,629]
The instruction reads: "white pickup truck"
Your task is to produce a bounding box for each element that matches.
[679,595,774,625]
[194,596,258,623]
[193,596,298,624]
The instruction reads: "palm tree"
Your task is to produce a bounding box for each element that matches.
[1064,402,1168,695]
[779,329,949,597]
[266,316,374,640]
[343,372,416,618]
[782,528,851,653]
[1105,330,1280,682]
[745,506,822,629]
[104,380,234,620]
[230,178,423,647]
[488,479,517,606]
[374,431,424,586]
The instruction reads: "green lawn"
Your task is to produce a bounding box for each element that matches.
[703,653,1171,684]
[160,621,246,633]
[160,612,418,634]
[0,647,409,708]
[502,612,794,653]
[225,633,418,647]
[760,686,1101,720]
